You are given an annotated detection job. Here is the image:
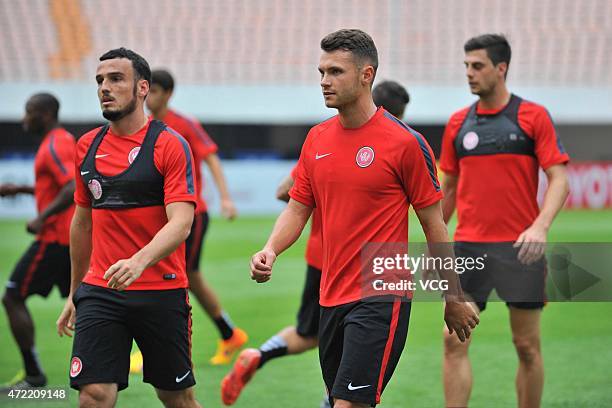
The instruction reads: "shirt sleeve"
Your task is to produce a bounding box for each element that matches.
[289,130,315,207]
[185,118,218,159]
[400,131,444,210]
[74,135,93,207]
[47,131,76,186]
[526,104,570,170]
[439,110,466,175]
[290,163,298,179]
[155,129,198,208]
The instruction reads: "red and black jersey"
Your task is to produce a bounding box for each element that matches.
[34,128,76,245]
[440,94,570,242]
[290,108,443,307]
[74,118,197,290]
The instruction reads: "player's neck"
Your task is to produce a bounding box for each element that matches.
[110,109,148,136]
[152,106,169,121]
[338,97,377,129]
[478,85,511,111]
[38,122,59,138]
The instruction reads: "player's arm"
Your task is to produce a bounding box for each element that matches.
[57,205,92,337]
[27,180,75,234]
[104,201,194,291]
[203,153,237,220]
[514,164,569,264]
[0,183,34,196]
[250,198,312,283]
[276,173,295,203]
[439,112,461,224]
[415,201,479,342]
[441,173,458,224]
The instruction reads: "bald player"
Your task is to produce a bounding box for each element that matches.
[1,93,76,390]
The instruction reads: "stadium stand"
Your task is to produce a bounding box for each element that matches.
[1,0,611,86]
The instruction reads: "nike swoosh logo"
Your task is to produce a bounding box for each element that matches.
[347,383,371,391]
[175,371,190,383]
[315,153,332,160]
[80,171,90,175]
[95,154,110,158]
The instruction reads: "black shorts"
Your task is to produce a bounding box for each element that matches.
[69,283,195,392]
[296,264,321,337]
[455,242,547,312]
[319,296,411,406]
[5,241,70,299]
[185,211,209,272]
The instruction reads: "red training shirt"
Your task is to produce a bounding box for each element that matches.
[440,98,570,242]
[160,109,218,214]
[74,119,197,290]
[35,128,76,245]
[290,108,443,307]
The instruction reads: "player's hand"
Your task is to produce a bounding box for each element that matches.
[514,224,547,265]
[250,248,276,283]
[221,199,237,220]
[57,298,76,337]
[26,216,44,234]
[104,258,146,290]
[444,300,479,342]
[0,183,19,197]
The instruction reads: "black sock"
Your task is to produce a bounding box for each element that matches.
[258,335,288,368]
[214,311,235,340]
[20,347,43,377]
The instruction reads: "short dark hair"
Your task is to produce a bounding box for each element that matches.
[151,69,175,92]
[30,93,60,120]
[320,29,378,72]
[373,81,410,118]
[464,34,511,67]
[99,47,152,84]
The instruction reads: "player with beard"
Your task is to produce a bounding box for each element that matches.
[440,34,569,408]
[56,48,201,407]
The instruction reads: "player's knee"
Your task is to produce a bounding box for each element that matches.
[1,291,10,309]
[443,327,470,358]
[298,334,318,350]
[2,290,21,310]
[307,336,319,349]
[156,388,196,408]
[512,335,540,364]
[79,384,114,407]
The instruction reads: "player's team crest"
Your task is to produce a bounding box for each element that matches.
[88,179,103,200]
[356,146,375,168]
[70,356,82,378]
[463,131,479,150]
[128,146,141,164]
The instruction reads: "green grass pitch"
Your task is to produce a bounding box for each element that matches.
[0,210,611,407]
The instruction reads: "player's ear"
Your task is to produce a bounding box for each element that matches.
[362,65,375,87]
[137,79,150,98]
[497,62,508,78]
